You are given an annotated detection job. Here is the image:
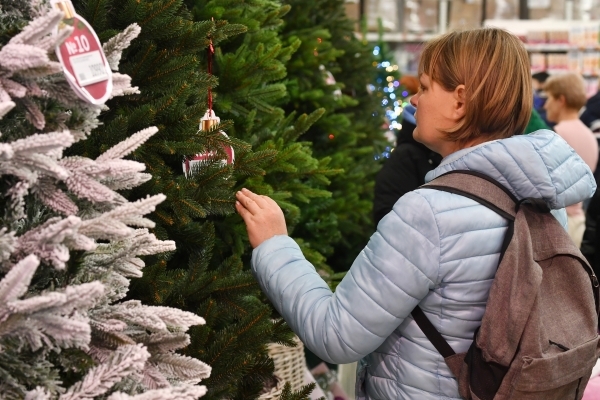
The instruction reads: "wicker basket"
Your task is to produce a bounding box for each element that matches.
[258,336,306,400]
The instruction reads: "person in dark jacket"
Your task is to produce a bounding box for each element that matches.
[581,90,600,132]
[373,104,442,225]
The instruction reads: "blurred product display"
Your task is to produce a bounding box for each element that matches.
[353,0,600,93]
[485,19,600,96]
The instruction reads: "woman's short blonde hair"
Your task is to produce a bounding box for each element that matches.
[543,73,588,111]
[419,28,532,144]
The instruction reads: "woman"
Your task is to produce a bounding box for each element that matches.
[236,28,595,399]
[543,72,598,248]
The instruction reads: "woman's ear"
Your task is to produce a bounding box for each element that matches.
[558,94,568,107]
[453,84,467,119]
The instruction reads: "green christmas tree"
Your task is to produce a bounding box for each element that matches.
[187,0,338,272]
[74,0,332,398]
[278,0,387,273]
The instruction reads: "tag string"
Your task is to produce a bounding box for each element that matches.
[207,20,215,114]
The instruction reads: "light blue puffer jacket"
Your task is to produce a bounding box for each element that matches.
[251,130,596,399]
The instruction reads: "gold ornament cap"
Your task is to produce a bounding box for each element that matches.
[200,109,220,131]
[202,118,218,131]
[52,0,76,18]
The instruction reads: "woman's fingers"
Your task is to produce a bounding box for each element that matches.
[236,189,262,214]
[262,195,280,209]
[241,188,269,207]
[235,200,251,221]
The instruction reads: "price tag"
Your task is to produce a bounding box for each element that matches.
[53,0,113,105]
[70,51,109,86]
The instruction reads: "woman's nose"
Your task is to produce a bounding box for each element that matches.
[410,94,418,107]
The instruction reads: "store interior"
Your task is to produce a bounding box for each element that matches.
[348,0,600,94]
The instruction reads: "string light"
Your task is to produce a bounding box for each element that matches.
[371,43,410,160]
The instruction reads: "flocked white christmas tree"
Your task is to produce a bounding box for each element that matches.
[0,1,210,398]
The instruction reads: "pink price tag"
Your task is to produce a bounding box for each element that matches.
[54,0,112,105]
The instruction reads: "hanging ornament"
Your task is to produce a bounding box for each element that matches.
[319,65,342,100]
[52,0,113,105]
[182,31,234,178]
[182,110,234,177]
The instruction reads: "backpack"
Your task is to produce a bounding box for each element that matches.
[412,170,600,400]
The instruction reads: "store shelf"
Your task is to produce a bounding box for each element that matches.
[361,32,438,43]
[525,44,572,52]
[484,19,590,36]
[525,44,600,52]
[536,68,599,77]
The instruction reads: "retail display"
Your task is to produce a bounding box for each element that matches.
[526,24,600,78]
[365,0,399,32]
[365,0,438,33]
[486,19,600,96]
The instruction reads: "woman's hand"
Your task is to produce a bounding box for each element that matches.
[235,188,288,248]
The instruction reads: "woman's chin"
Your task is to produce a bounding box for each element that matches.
[412,127,421,142]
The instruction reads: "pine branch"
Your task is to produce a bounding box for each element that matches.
[103,23,142,71]
[107,384,207,400]
[279,382,322,400]
[0,254,38,310]
[60,344,150,400]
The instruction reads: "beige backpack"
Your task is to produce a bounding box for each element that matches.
[413,170,600,400]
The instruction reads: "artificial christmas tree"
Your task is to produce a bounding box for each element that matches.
[279,0,387,273]
[187,0,338,266]
[73,0,330,398]
[0,2,210,398]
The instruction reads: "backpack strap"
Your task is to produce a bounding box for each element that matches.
[412,305,456,358]
[411,170,520,359]
[422,170,518,221]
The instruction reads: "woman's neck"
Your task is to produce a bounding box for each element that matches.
[439,136,490,158]
[556,109,581,123]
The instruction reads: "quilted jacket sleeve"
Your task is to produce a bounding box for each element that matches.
[251,191,441,364]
